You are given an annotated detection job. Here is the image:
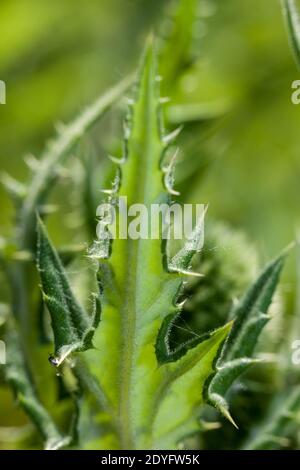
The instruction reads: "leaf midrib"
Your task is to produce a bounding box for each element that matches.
[118,74,159,449]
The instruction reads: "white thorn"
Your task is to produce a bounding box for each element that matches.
[167,186,180,196]
[101,188,114,195]
[163,148,180,195]
[169,267,204,278]
[163,125,183,145]
[176,298,188,308]
[162,147,179,172]
[108,154,126,165]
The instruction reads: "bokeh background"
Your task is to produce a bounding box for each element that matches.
[1,0,299,254]
[0,0,300,448]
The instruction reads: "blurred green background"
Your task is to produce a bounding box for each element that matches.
[0,0,299,315]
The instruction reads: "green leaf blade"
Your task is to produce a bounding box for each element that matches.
[222,254,285,363]
[205,252,287,427]
[152,323,231,448]
[36,216,100,365]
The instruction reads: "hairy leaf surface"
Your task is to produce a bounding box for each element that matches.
[37,216,100,366]
[206,254,286,426]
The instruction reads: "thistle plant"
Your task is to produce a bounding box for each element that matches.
[0,0,299,451]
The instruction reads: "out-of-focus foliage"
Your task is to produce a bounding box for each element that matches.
[282,0,300,69]
[1,0,300,255]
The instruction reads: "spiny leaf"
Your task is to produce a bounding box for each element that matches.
[205,358,260,429]
[5,327,70,450]
[205,252,287,427]
[87,170,120,261]
[83,40,221,450]
[85,39,175,449]
[282,0,300,69]
[168,204,207,277]
[221,253,286,363]
[36,216,101,366]
[155,311,211,364]
[152,323,232,448]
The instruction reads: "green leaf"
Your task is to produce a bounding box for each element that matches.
[167,205,206,277]
[282,0,300,69]
[205,252,287,427]
[205,357,260,429]
[221,254,285,363]
[36,216,101,366]
[84,39,174,449]
[5,327,69,450]
[81,40,230,450]
[155,311,211,364]
[152,323,231,449]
